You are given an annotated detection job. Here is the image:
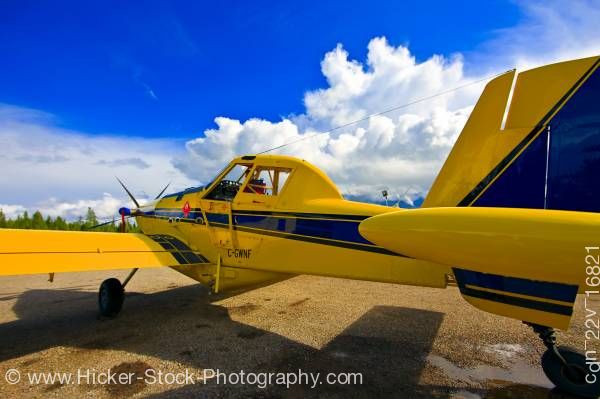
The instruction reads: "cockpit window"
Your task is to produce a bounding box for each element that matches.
[204,164,252,201]
[203,163,229,190]
[243,167,291,196]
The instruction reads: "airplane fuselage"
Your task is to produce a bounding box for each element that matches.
[135,155,451,293]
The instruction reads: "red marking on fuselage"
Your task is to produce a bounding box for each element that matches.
[182,201,191,218]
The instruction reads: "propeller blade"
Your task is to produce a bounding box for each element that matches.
[116,177,140,208]
[86,216,130,230]
[155,182,171,199]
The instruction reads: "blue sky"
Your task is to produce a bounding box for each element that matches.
[1,0,519,138]
[1,0,599,219]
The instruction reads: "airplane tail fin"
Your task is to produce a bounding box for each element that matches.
[413,55,600,329]
[423,55,600,212]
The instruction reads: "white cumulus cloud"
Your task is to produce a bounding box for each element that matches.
[0,204,27,220]
[175,37,482,199]
[0,103,194,219]
[174,0,600,201]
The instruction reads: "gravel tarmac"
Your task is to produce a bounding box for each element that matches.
[0,268,597,398]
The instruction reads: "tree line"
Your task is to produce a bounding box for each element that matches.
[0,207,141,233]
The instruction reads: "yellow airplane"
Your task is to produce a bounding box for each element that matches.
[1,55,599,397]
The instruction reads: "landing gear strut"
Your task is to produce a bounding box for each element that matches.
[528,323,599,398]
[98,268,138,318]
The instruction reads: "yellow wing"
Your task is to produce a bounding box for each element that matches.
[0,229,207,276]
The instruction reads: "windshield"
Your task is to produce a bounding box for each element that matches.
[203,163,230,190]
[204,163,253,201]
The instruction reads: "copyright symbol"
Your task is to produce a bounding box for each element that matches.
[5,369,20,384]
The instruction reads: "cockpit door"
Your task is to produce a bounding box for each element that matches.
[199,198,234,248]
[200,163,252,248]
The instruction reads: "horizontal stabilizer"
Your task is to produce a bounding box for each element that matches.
[358,207,598,328]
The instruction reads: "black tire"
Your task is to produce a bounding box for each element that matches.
[541,345,600,398]
[98,278,124,317]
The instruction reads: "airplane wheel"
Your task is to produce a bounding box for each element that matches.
[98,278,124,317]
[541,345,599,398]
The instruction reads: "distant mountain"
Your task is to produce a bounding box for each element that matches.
[343,194,424,209]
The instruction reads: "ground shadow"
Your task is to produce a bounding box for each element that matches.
[0,285,576,398]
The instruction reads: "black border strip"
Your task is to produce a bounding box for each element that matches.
[143,215,203,224]
[232,210,370,221]
[453,267,578,303]
[460,285,573,316]
[148,234,210,265]
[146,210,370,223]
[458,58,600,206]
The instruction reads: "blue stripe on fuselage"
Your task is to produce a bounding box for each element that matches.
[232,214,372,245]
[206,213,229,224]
[149,210,203,219]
